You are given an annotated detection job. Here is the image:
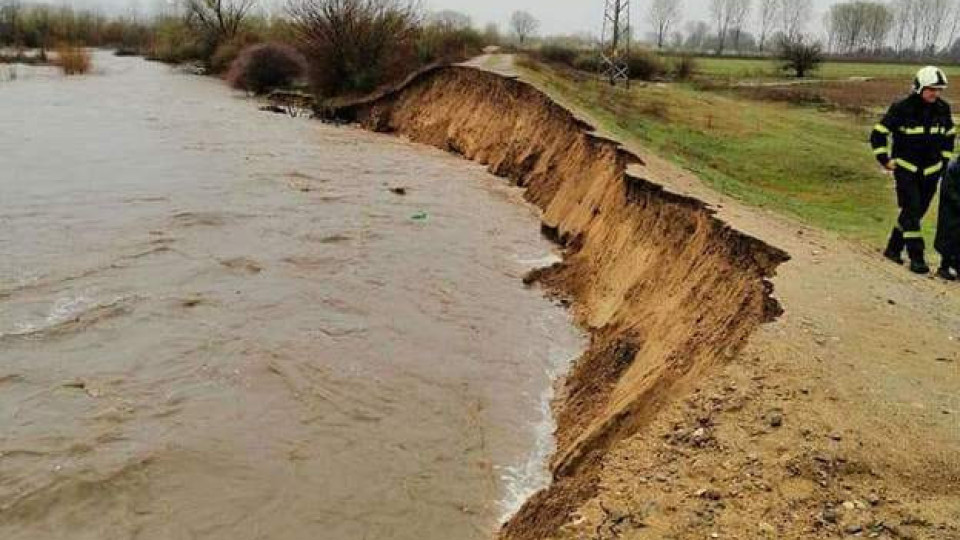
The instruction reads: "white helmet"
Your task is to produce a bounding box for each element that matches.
[914,66,948,93]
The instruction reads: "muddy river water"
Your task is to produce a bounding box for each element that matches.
[0,53,583,539]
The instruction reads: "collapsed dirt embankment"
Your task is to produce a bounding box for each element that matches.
[329,66,791,540]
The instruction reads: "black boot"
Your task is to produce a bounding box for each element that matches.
[884,227,905,264]
[910,258,931,274]
[940,256,959,281]
[906,238,929,274]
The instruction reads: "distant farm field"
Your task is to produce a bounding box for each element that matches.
[693,56,960,80]
[518,58,940,246]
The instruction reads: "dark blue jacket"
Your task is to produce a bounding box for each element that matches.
[936,160,960,257]
[870,93,955,177]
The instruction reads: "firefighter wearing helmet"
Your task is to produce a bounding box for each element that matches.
[870,66,955,275]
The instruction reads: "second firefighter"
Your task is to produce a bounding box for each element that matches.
[870,66,956,274]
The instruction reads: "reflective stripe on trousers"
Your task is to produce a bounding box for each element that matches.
[895,159,943,176]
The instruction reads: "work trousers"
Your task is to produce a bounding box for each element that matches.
[889,167,941,260]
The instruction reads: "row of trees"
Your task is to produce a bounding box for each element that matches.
[0,1,152,52]
[0,0,530,96]
[0,0,541,51]
[826,0,960,56]
[648,0,960,58]
[648,0,814,54]
[888,0,960,55]
[825,2,892,54]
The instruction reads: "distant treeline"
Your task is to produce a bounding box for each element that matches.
[645,0,960,60]
[9,0,958,96]
[0,2,152,51]
[0,0,502,98]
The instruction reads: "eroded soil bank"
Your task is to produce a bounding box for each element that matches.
[330,66,791,539]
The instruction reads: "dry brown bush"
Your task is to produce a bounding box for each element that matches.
[55,45,92,75]
[225,42,307,94]
[288,0,422,98]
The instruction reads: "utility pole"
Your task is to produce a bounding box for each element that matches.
[600,0,631,87]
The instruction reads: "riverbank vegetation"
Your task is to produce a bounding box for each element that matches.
[0,3,152,55]
[0,0,492,94]
[226,42,306,94]
[287,0,487,97]
[53,43,91,74]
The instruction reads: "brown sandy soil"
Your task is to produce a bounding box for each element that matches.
[335,56,960,539]
[548,168,960,539]
[510,55,960,538]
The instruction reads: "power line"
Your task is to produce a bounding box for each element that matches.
[600,0,631,87]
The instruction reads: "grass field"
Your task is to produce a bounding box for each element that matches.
[693,56,960,81]
[519,59,943,246]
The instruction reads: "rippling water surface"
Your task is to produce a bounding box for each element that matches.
[0,53,583,539]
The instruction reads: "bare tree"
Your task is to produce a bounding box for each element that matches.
[429,9,470,31]
[710,0,736,54]
[185,0,257,46]
[756,0,778,51]
[683,19,710,50]
[670,30,684,47]
[483,22,501,44]
[823,8,837,51]
[908,0,924,50]
[729,0,751,52]
[824,4,840,52]
[776,0,812,41]
[826,1,893,54]
[892,0,953,54]
[892,0,911,53]
[917,0,952,53]
[288,0,422,96]
[944,0,960,54]
[0,0,23,46]
[863,2,894,52]
[509,10,538,45]
[128,0,141,22]
[33,5,52,56]
[649,0,683,49]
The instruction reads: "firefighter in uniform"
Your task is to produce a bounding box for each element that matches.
[936,160,960,280]
[870,66,956,274]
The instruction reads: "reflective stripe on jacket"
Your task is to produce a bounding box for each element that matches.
[870,93,955,175]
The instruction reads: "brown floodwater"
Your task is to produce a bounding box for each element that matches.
[0,53,583,539]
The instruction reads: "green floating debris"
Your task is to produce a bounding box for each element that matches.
[411,211,428,221]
